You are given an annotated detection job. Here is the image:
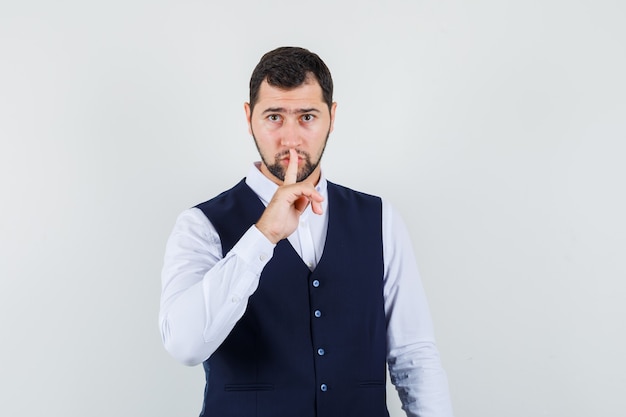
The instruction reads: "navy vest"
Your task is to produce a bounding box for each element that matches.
[195,180,389,417]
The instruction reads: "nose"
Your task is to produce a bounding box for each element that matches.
[280,119,302,148]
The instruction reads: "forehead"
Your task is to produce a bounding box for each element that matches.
[256,78,325,109]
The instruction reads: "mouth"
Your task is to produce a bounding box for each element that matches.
[280,153,302,164]
[280,158,300,169]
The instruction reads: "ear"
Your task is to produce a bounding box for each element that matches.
[244,102,253,135]
[329,102,337,133]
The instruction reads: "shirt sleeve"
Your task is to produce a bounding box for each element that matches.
[159,207,275,366]
[382,200,455,417]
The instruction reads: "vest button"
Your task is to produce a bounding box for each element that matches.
[317,348,325,356]
[312,279,320,288]
[320,383,328,392]
[314,310,322,318]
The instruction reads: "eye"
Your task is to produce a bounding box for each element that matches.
[301,114,315,122]
[267,114,282,122]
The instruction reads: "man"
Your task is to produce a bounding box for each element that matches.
[160,46,454,417]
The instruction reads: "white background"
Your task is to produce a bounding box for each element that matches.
[1,1,625,416]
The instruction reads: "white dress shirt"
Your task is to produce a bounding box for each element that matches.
[160,163,454,417]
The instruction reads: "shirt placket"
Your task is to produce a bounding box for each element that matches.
[298,213,317,271]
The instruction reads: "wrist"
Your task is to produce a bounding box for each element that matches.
[255,221,282,244]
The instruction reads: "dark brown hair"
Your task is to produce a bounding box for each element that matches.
[249,46,334,112]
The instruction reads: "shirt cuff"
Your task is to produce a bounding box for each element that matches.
[229,225,276,274]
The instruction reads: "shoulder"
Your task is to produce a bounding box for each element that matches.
[171,207,215,238]
[327,181,382,204]
[325,181,402,220]
[195,179,249,211]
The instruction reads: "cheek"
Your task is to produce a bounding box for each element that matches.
[254,119,280,136]
[252,128,280,152]
[307,127,329,143]
[255,130,278,145]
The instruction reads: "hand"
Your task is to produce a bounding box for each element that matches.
[256,149,324,244]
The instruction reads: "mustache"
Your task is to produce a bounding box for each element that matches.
[275,150,310,160]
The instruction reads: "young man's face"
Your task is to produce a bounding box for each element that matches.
[245,77,336,185]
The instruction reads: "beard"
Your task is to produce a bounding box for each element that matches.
[252,130,330,182]
[264,149,318,182]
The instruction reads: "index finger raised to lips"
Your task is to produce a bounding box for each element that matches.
[284,148,298,185]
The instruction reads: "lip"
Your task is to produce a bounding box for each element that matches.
[281,156,302,164]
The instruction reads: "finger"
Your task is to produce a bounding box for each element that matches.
[289,186,323,214]
[310,199,323,215]
[299,188,324,215]
[293,196,310,213]
[283,148,298,185]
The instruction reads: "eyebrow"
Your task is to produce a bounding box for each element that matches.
[261,107,321,115]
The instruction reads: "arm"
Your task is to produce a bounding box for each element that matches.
[159,209,275,366]
[160,151,324,366]
[382,200,454,417]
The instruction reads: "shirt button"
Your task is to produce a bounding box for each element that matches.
[317,348,325,356]
[312,280,320,288]
[320,383,328,392]
[231,296,241,303]
[259,253,268,262]
[314,310,322,318]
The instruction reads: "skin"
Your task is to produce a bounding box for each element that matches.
[244,77,337,244]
